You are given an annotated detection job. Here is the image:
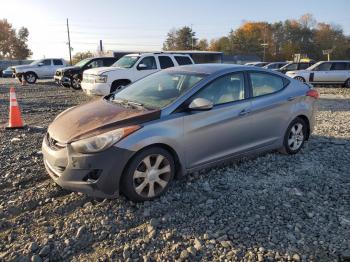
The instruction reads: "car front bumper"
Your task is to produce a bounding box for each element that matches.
[54,75,71,86]
[81,81,111,96]
[42,134,134,198]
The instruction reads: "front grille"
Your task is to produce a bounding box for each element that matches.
[46,133,66,150]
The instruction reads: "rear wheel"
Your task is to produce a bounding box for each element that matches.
[25,72,37,84]
[279,117,307,155]
[121,147,175,202]
[294,76,305,83]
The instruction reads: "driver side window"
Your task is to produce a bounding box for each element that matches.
[137,56,157,70]
[42,59,51,66]
[315,62,332,71]
[192,73,245,106]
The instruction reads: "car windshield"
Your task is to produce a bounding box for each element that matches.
[112,56,140,68]
[109,70,206,109]
[75,58,92,67]
[30,60,43,65]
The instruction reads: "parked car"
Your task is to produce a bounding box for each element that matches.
[277,61,315,74]
[1,67,14,78]
[43,64,318,201]
[54,57,119,90]
[245,62,269,67]
[13,58,67,84]
[286,61,350,87]
[263,62,288,70]
[81,53,194,96]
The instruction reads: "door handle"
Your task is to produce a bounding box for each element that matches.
[239,109,250,116]
[287,96,296,101]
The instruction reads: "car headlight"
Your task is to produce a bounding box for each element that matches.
[94,75,108,83]
[70,125,140,153]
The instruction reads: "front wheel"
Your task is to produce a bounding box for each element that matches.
[71,77,82,90]
[345,78,350,88]
[294,76,305,83]
[279,117,307,155]
[120,147,175,202]
[25,72,37,84]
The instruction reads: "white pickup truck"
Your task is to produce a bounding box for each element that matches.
[13,58,67,84]
[81,53,194,95]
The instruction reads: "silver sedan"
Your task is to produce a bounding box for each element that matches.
[43,64,319,201]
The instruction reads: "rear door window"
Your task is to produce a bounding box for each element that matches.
[53,59,63,65]
[175,56,193,65]
[250,72,285,97]
[158,56,174,69]
[103,58,117,67]
[331,62,347,70]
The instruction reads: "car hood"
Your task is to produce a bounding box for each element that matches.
[84,67,124,75]
[58,66,80,72]
[12,65,34,71]
[48,98,160,143]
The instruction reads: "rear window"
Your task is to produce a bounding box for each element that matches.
[250,72,285,97]
[158,56,174,69]
[53,59,63,65]
[331,62,347,70]
[175,56,193,65]
[103,58,117,66]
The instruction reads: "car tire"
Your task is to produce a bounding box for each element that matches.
[71,76,82,90]
[294,76,305,83]
[120,147,175,202]
[25,72,37,84]
[279,117,307,155]
[345,78,350,88]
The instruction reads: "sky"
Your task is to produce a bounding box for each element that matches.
[1,0,349,60]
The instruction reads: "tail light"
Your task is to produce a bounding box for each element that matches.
[306,89,319,99]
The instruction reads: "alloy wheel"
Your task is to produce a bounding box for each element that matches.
[288,123,304,151]
[294,76,305,83]
[26,73,36,83]
[133,154,172,198]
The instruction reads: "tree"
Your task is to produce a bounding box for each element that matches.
[0,19,32,59]
[163,26,197,50]
[71,51,94,65]
[197,39,208,51]
[206,14,350,61]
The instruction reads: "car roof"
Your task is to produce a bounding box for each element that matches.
[166,63,257,75]
[125,52,191,57]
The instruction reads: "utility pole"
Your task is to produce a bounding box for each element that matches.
[261,25,268,62]
[99,40,103,55]
[66,18,72,65]
[191,24,194,50]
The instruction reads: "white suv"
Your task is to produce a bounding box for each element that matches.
[286,60,350,87]
[13,58,67,84]
[81,53,194,95]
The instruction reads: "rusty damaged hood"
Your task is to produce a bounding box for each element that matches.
[48,98,160,143]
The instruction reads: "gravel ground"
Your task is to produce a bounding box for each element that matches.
[0,78,349,262]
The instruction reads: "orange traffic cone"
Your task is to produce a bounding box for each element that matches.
[6,87,24,129]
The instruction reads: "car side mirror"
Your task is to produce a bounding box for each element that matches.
[38,63,44,67]
[137,64,147,70]
[188,98,213,111]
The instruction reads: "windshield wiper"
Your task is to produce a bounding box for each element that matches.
[111,97,144,109]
